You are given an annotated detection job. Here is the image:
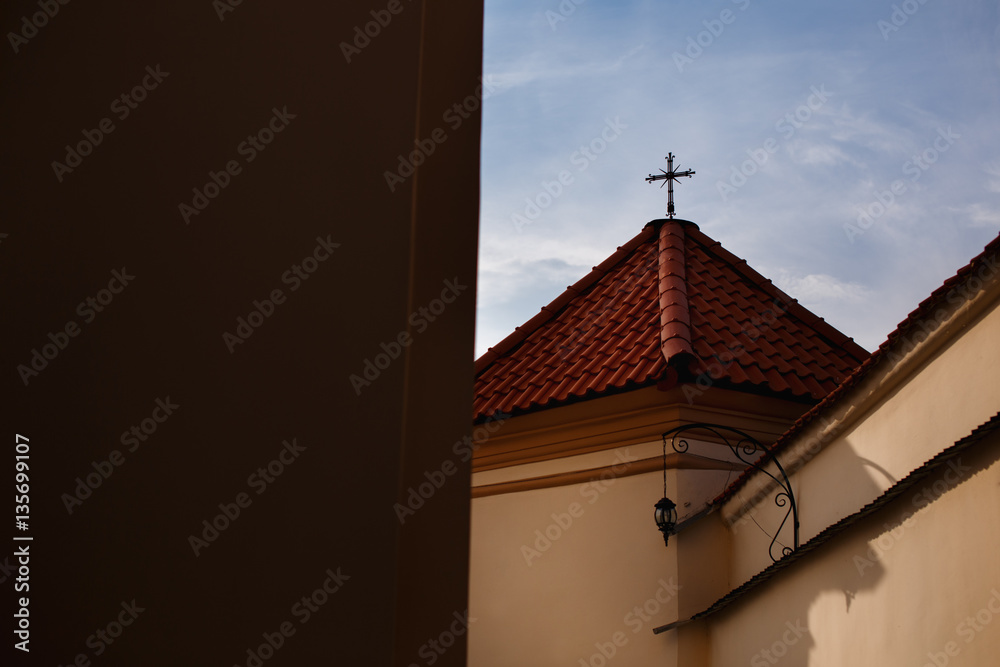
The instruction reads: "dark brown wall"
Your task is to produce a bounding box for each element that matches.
[1,1,481,664]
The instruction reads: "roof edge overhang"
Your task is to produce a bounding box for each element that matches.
[473,367,818,427]
[471,450,744,499]
[471,384,809,473]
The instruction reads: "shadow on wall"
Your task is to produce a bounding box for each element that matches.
[733,433,999,667]
[726,444,890,667]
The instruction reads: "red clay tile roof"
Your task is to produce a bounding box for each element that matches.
[473,219,870,422]
[714,230,1000,506]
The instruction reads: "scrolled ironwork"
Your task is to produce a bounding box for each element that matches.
[661,423,799,562]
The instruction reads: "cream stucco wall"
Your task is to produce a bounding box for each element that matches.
[724,280,1000,585]
[708,429,1000,667]
[468,431,752,667]
[469,450,683,667]
[799,296,1000,536]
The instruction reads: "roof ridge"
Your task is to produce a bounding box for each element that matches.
[474,224,657,376]
[656,219,695,365]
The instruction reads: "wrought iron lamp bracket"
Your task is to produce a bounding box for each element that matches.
[662,423,799,562]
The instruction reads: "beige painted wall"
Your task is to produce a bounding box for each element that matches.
[800,298,1000,535]
[468,431,753,666]
[708,429,1000,667]
[726,287,1000,585]
[469,460,681,667]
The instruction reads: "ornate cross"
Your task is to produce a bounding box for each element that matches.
[646,152,695,218]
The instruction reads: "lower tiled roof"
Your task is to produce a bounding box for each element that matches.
[715,231,1000,505]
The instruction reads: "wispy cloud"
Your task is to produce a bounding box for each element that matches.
[957,203,1000,228]
[774,271,870,304]
[985,161,1000,193]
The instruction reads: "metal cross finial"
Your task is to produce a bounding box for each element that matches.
[646,152,695,218]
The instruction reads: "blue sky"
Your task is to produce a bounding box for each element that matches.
[475,0,1000,357]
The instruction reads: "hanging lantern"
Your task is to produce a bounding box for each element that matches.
[654,497,677,546]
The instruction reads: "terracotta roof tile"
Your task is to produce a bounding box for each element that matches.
[473,219,870,421]
[568,373,594,397]
[607,362,633,387]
